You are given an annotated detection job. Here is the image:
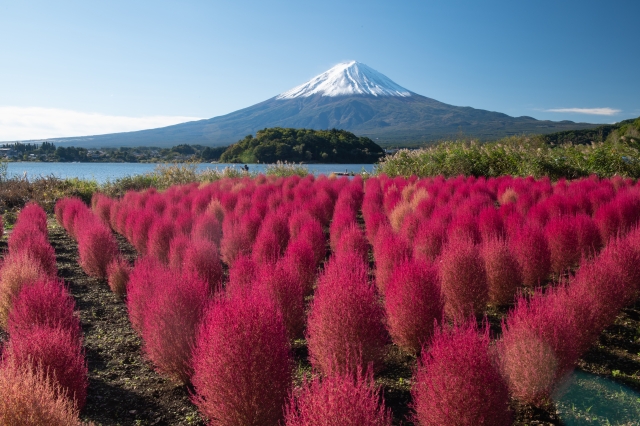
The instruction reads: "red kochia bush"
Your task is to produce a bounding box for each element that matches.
[9,233,57,278]
[438,238,488,320]
[306,253,387,375]
[334,223,369,263]
[77,218,119,279]
[282,239,317,296]
[373,226,412,294]
[191,214,223,248]
[140,268,209,384]
[284,364,392,426]
[413,219,448,263]
[147,219,176,264]
[0,361,82,426]
[7,279,81,343]
[510,225,550,287]
[384,259,443,354]
[0,252,49,328]
[255,261,306,340]
[191,290,292,426]
[481,238,521,306]
[183,238,224,294]
[545,216,580,274]
[106,256,131,298]
[168,234,192,270]
[412,322,512,426]
[16,202,48,236]
[3,325,88,409]
[498,288,581,406]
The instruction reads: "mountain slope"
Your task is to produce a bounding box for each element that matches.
[39,61,597,148]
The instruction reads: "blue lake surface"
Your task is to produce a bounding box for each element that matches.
[6,162,376,184]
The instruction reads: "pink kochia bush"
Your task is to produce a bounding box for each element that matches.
[498,287,582,406]
[106,256,131,298]
[284,364,392,426]
[127,258,209,384]
[384,259,443,354]
[412,321,512,426]
[2,325,88,409]
[7,279,81,343]
[438,237,488,320]
[544,216,580,274]
[191,290,292,426]
[481,238,521,306]
[306,253,388,375]
[76,216,120,279]
[183,238,224,294]
[0,360,82,426]
[510,225,550,287]
[373,226,412,294]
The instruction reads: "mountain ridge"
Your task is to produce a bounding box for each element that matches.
[17,61,598,148]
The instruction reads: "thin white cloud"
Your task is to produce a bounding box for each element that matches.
[545,107,621,116]
[0,106,203,141]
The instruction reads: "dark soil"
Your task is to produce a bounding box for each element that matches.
[48,221,204,426]
[3,221,637,425]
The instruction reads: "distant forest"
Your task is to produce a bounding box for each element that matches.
[0,143,227,163]
[219,127,385,164]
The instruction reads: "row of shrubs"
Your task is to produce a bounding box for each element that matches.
[0,203,87,425]
[376,136,640,179]
[362,174,640,349]
[60,173,640,425]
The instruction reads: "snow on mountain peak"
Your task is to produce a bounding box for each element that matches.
[276,61,412,99]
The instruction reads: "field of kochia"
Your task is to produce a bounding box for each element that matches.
[2,172,640,425]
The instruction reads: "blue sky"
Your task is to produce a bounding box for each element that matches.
[1,0,638,141]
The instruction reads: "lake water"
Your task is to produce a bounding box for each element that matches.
[6,162,376,184]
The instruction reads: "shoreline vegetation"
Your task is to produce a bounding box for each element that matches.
[1,117,639,220]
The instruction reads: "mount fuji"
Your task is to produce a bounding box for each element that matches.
[44,61,595,148]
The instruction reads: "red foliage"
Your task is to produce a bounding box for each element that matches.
[191,214,222,248]
[384,259,443,354]
[481,238,521,306]
[147,219,176,264]
[413,219,447,263]
[76,219,120,279]
[168,234,192,270]
[7,279,81,344]
[0,361,81,426]
[306,253,388,375]
[498,288,582,405]
[106,256,131,298]
[438,238,488,320]
[544,216,580,274]
[226,254,257,295]
[255,261,306,339]
[373,226,412,294]
[183,238,224,294]
[91,193,113,225]
[334,223,369,263]
[412,321,512,426]
[283,239,317,296]
[139,268,209,384]
[191,290,292,426]
[510,225,550,287]
[3,325,88,409]
[129,211,155,255]
[477,206,505,241]
[9,233,57,278]
[285,364,392,426]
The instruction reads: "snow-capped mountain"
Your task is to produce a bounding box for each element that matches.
[276,61,412,99]
[39,62,595,148]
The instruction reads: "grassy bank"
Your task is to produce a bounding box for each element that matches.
[0,161,311,222]
[376,135,640,179]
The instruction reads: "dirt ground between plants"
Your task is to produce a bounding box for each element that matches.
[2,220,638,425]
